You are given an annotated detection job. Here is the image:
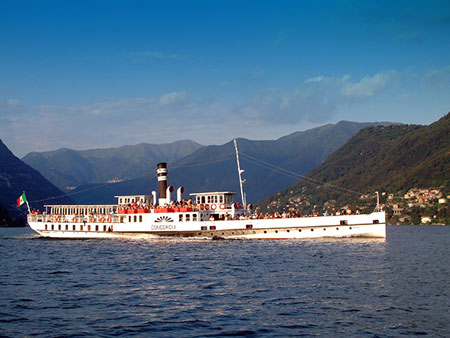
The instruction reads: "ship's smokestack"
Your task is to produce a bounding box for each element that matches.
[177,187,184,202]
[157,162,168,205]
[166,186,174,204]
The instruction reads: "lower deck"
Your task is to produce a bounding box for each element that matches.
[28,212,386,239]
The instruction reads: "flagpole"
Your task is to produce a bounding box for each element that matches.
[24,191,31,214]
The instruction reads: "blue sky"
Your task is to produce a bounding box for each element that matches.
[1,0,450,156]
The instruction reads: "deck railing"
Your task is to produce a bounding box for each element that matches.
[28,214,120,224]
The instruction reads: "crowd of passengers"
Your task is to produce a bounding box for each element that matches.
[31,200,360,218]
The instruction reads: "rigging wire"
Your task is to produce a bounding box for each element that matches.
[171,155,234,169]
[239,152,365,197]
[29,182,112,203]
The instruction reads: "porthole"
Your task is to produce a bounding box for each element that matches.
[323,228,326,231]
[298,229,302,232]
[311,228,314,231]
[275,230,278,233]
[349,227,352,230]
[336,227,339,230]
[264,230,267,234]
[287,230,290,233]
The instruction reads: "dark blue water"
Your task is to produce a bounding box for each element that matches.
[0,226,448,337]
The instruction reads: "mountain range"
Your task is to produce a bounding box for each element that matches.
[53,120,389,205]
[258,113,449,215]
[22,140,203,191]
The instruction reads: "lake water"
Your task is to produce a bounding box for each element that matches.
[0,225,448,337]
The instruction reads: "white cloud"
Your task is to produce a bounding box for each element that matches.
[159,91,188,105]
[422,66,450,87]
[341,72,394,97]
[7,98,21,106]
[305,76,325,83]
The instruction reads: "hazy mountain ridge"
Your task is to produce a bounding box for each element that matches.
[22,140,203,190]
[258,113,449,221]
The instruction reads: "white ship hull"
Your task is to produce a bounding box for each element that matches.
[27,211,386,239]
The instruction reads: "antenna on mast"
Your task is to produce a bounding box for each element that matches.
[234,139,247,208]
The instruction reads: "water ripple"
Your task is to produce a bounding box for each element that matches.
[0,226,448,337]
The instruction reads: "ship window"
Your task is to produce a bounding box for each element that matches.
[311,228,314,231]
[179,214,183,222]
[340,220,348,225]
[336,227,339,230]
[201,196,205,203]
[58,224,61,230]
[65,225,68,231]
[219,196,224,203]
[246,224,253,229]
[264,230,267,233]
[73,225,76,231]
[95,225,99,231]
[210,226,216,230]
[287,229,290,232]
[51,224,54,230]
[45,224,48,230]
[201,226,207,230]
[139,215,142,222]
[275,230,278,233]
[88,225,91,231]
[134,216,137,223]
[323,228,326,231]
[103,225,107,231]
[186,214,190,221]
[298,229,302,232]
[349,227,352,230]
[193,214,197,221]
[128,216,131,222]
[373,219,379,224]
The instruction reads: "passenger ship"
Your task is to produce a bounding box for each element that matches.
[27,140,386,239]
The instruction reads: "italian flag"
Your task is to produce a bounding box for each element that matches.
[17,192,27,207]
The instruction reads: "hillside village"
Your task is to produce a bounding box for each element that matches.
[365,188,449,225]
[266,187,449,225]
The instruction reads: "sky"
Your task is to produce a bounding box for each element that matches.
[1,0,450,157]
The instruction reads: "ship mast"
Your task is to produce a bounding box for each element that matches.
[233,139,247,208]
